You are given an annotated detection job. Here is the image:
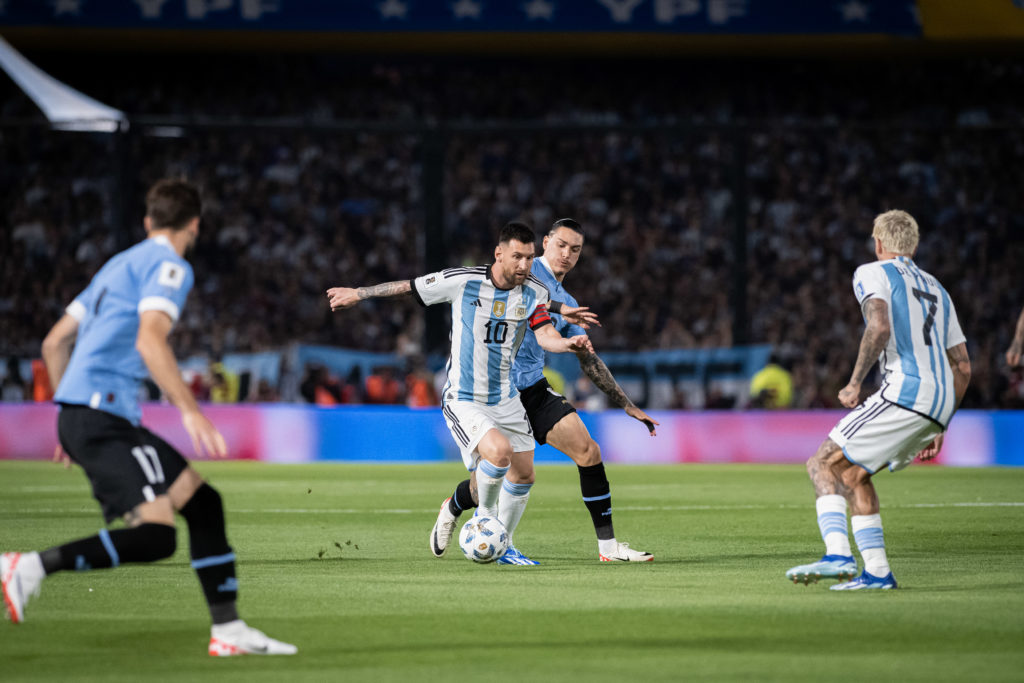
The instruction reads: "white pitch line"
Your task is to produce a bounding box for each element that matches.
[230,502,1024,515]
[7,503,1023,516]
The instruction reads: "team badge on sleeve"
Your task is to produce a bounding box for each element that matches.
[158,261,186,289]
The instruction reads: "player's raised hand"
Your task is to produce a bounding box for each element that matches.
[326,287,360,311]
[566,334,594,356]
[916,433,944,461]
[837,383,861,409]
[625,405,659,436]
[182,410,228,459]
[559,305,601,330]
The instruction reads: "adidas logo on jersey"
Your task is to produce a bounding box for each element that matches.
[470,299,482,307]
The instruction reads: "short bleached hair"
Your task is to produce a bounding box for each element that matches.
[872,210,919,255]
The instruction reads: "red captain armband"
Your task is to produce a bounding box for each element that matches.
[529,303,552,330]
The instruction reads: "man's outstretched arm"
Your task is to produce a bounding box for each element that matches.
[327,281,413,310]
[577,349,658,435]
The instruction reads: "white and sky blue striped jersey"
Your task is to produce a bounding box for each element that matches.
[412,265,551,406]
[852,255,966,428]
[512,256,587,391]
[54,235,194,424]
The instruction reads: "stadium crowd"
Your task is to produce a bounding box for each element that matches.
[2,57,1022,408]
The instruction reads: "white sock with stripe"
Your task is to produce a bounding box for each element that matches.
[498,480,532,544]
[475,460,509,518]
[852,513,891,576]
[816,495,852,557]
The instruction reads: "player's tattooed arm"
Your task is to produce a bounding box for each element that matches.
[838,298,890,408]
[578,351,632,409]
[946,342,971,411]
[578,350,659,435]
[327,281,411,310]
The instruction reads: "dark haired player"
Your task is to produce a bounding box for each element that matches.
[1,179,296,656]
[430,218,658,564]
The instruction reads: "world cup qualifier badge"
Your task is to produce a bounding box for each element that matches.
[491,301,506,317]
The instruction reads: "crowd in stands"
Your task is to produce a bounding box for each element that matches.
[2,56,1022,409]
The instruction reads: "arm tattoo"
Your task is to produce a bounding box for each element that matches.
[946,342,971,409]
[357,280,412,300]
[849,299,890,386]
[578,351,633,409]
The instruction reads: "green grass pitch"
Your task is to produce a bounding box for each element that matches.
[1,460,1022,682]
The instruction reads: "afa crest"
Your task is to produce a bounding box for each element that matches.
[514,305,527,318]
[491,301,506,317]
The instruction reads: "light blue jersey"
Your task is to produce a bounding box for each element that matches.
[512,256,587,391]
[55,235,194,424]
[852,256,966,428]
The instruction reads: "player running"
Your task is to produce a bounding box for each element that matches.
[430,218,658,565]
[327,222,593,551]
[1,179,296,656]
[786,210,971,590]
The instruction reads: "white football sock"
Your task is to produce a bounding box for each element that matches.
[497,480,532,543]
[816,494,852,557]
[852,514,890,576]
[475,460,509,518]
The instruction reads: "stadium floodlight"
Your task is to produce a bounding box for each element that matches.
[0,34,126,133]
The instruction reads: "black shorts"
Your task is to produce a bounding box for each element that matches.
[57,404,189,523]
[518,378,577,445]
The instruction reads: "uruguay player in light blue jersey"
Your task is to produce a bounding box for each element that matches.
[787,210,971,590]
[430,219,660,565]
[1,179,295,656]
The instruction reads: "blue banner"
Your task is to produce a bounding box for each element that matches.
[0,1,922,35]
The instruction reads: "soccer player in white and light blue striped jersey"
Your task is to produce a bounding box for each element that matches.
[327,222,593,556]
[787,210,971,590]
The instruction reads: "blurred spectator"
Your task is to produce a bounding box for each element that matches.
[405,360,439,408]
[299,364,344,406]
[748,356,794,409]
[365,366,402,404]
[209,361,240,404]
[30,359,52,402]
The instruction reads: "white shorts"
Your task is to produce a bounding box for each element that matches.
[441,396,535,471]
[829,390,943,474]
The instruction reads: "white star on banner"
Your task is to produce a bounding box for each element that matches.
[523,0,554,21]
[838,0,869,22]
[52,0,82,16]
[378,0,409,19]
[452,0,483,19]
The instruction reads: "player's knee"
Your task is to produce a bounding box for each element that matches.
[576,439,602,467]
[139,522,177,561]
[179,483,224,524]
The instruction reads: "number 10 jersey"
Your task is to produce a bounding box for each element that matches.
[412,265,551,406]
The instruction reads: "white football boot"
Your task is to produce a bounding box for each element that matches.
[1,552,45,624]
[208,620,297,656]
[599,541,654,562]
[429,497,460,557]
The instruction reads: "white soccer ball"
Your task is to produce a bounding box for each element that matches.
[458,516,509,563]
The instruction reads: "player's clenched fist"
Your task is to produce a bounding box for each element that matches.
[327,287,360,311]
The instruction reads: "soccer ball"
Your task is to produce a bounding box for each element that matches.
[458,516,509,563]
